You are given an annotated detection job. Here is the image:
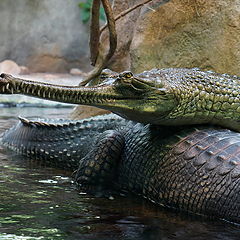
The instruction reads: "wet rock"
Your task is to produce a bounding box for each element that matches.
[0,60,21,75]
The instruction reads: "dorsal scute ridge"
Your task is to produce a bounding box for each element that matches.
[17,113,125,130]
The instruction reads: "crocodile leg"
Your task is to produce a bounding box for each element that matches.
[75,130,125,195]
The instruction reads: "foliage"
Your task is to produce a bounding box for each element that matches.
[78,0,106,23]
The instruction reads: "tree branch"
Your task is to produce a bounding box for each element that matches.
[101,0,117,66]
[100,0,154,34]
[80,0,117,86]
[89,0,101,66]
[81,0,164,86]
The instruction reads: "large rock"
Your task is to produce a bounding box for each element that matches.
[130,0,240,75]
[0,0,90,73]
[100,0,240,76]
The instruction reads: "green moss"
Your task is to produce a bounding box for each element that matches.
[78,0,106,23]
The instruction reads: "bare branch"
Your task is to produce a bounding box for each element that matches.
[101,0,117,65]
[100,0,154,34]
[89,0,101,66]
[80,0,163,86]
[80,0,117,86]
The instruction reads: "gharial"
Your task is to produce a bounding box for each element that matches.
[1,68,240,130]
[0,68,240,224]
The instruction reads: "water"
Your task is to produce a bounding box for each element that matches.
[0,107,239,240]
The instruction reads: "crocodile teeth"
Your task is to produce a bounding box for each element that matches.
[5,83,10,90]
[25,87,29,93]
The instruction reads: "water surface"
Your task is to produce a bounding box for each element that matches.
[0,107,239,240]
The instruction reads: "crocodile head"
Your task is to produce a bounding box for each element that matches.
[0,70,177,123]
[91,70,177,122]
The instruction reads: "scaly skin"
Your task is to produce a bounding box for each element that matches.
[1,68,240,131]
[1,116,240,223]
[1,114,131,170]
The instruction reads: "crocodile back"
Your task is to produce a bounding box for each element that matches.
[119,126,240,223]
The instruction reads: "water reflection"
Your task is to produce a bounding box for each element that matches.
[0,108,239,240]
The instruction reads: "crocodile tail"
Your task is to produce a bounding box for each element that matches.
[1,114,131,170]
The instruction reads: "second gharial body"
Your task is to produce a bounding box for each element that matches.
[1,114,240,224]
[0,68,240,223]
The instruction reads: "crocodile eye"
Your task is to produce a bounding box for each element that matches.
[123,71,133,78]
[119,71,133,79]
[115,71,135,85]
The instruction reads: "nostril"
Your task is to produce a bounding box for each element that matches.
[0,73,10,83]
